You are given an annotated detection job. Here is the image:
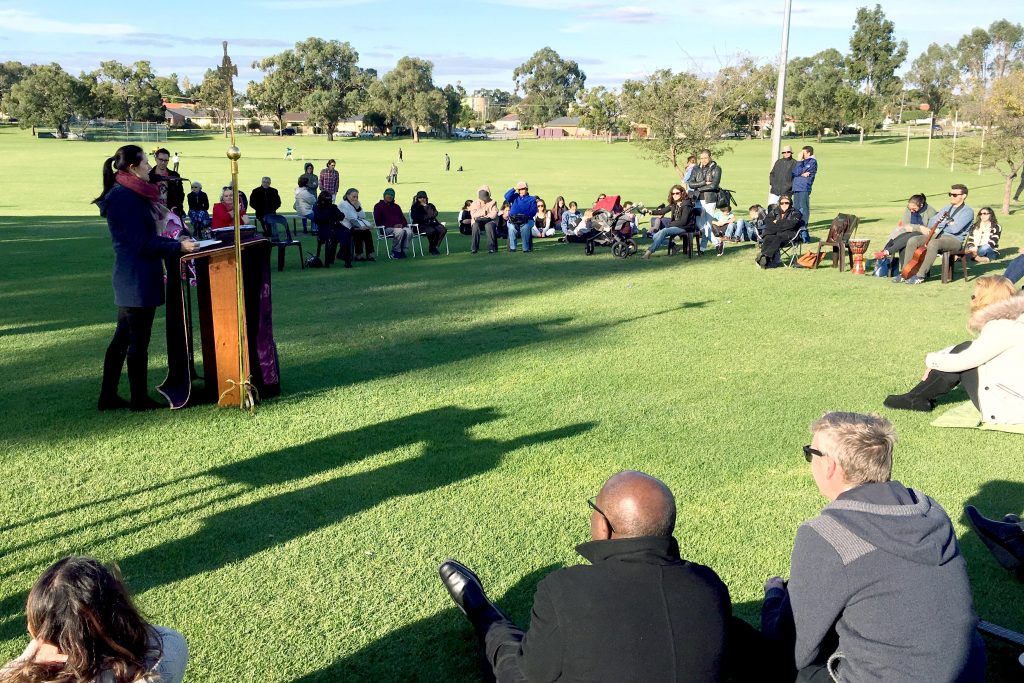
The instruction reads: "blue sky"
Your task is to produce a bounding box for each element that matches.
[0,1,1013,92]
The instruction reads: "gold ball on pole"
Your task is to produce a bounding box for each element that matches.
[227,146,242,160]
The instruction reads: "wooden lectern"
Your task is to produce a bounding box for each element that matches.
[159,238,280,409]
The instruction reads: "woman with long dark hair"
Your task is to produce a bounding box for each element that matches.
[642,184,696,259]
[93,145,198,412]
[0,556,188,683]
[963,207,1001,263]
[755,194,804,268]
[312,191,352,268]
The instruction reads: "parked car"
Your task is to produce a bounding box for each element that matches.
[468,131,487,139]
[277,127,296,136]
[357,131,374,138]
[452,130,470,139]
[336,131,356,138]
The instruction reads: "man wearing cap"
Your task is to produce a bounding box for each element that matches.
[373,188,413,258]
[503,181,538,252]
[760,412,985,682]
[249,176,282,227]
[411,190,448,255]
[769,146,796,207]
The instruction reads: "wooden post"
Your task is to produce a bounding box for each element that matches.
[904,124,911,167]
[949,110,959,173]
[978,127,986,176]
[926,116,933,169]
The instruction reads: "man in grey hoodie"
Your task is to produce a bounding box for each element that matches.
[761,412,985,682]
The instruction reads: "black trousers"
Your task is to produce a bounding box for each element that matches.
[565,229,597,244]
[101,306,156,404]
[321,226,352,267]
[423,222,448,250]
[883,231,916,262]
[352,229,374,257]
[760,229,799,262]
[472,219,498,252]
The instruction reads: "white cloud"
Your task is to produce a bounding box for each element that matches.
[0,9,137,36]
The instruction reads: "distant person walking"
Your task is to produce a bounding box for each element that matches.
[398,147,404,162]
[387,162,398,184]
[792,145,817,241]
[171,151,180,173]
[445,153,451,172]
[768,145,796,206]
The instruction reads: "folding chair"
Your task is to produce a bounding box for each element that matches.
[376,224,419,258]
[777,231,803,267]
[411,221,449,255]
[261,214,304,271]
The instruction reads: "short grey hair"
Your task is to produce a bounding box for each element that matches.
[811,412,896,486]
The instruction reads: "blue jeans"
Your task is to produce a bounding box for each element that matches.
[1004,254,1024,283]
[792,191,810,241]
[648,226,684,254]
[508,219,534,251]
[724,219,757,241]
[973,244,998,259]
[299,212,315,231]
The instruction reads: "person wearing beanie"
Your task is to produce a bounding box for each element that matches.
[411,190,448,255]
[469,185,499,253]
[373,188,412,258]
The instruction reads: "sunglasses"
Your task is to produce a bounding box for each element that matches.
[979,211,991,215]
[803,444,826,462]
[587,496,615,533]
[779,201,791,205]
[949,192,964,197]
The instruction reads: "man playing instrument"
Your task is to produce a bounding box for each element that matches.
[901,184,974,284]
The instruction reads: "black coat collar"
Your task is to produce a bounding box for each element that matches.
[576,535,682,565]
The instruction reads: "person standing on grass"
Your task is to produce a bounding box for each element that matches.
[93,145,198,412]
[445,153,451,172]
[0,556,188,683]
[790,146,816,241]
[759,412,985,683]
[319,159,339,202]
[687,149,722,254]
[680,154,698,186]
[438,471,731,683]
[300,162,319,197]
[171,151,180,173]
[398,146,403,162]
[768,146,796,206]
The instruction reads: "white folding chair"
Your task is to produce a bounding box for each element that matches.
[411,221,449,255]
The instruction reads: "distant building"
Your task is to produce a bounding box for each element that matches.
[463,95,488,118]
[493,113,520,131]
[537,116,589,138]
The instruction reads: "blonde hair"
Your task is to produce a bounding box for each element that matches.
[969,275,1016,318]
[811,412,896,486]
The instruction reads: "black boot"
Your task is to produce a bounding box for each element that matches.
[965,505,1024,574]
[883,370,961,412]
[127,353,161,411]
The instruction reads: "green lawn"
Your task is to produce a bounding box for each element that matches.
[0,127,1020,681]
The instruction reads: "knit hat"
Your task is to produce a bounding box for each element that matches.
[383,188,395,197]
[515,180,528,190]
[415,190,428,200]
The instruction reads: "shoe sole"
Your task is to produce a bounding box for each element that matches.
[966,506,1022,572]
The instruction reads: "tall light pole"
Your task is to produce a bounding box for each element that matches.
[770,0,794,172]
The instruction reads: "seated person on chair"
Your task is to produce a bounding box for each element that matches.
[458,199,473,236]
[410,190,447,255]
[532,199,556,237]
[900,184,974,284]
[340,187,374,261]
[760,412,986,683]
[874,193,936,264]
[884,276,1023,422]
[293,176,316,231]
[642,185,696,259]
[373,188,412,259]
[503,181,538,252]
[755,195,803,269]
[963,207,1001,264]
[186,181,210,232]
[211,187,249,229]
[439,471,731,683]
[312,192,352,268]
[249,176,281,226]
[469,185,498,254]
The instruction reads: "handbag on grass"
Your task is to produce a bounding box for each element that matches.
[796,252,822,269]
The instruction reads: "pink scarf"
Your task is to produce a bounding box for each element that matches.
[115,170,160,202]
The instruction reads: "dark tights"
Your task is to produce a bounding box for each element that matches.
[100,306,156,405]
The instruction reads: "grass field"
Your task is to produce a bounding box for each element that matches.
[0,127,1021,681]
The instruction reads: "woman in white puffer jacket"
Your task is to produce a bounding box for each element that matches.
[885,276,1024,424]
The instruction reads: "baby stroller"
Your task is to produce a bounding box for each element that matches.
[585,195,638,258]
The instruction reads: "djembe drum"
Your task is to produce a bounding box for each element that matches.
[849,239,871,275]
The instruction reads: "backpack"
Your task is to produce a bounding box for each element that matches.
[305,254,323,268]
[716,188,737,210]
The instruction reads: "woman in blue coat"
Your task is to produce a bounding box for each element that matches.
[93,145,198,411]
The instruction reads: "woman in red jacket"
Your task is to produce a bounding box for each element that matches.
[211,186,249,228]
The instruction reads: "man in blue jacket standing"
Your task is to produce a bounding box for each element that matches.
[504,180,537,252]
[791,146,817,241]
[902,183,974,284]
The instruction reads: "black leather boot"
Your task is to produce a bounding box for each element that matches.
[884,370,961,411]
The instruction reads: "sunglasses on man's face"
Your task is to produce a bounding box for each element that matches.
[803,444,826,462]
[949,192,964,197]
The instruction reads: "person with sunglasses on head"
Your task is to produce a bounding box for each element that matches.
[768,145,796,206]
[755,194,803,268]
[901,184,974,284]
[963,207,1001,264]
[758,412,985,683]
[439,471,731,683]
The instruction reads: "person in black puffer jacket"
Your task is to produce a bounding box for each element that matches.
[687,149,723,253]
[756,194,804,268]
[643,185,697,258]
[312,191,352,268]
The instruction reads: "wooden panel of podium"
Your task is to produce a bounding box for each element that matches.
[159,239,281,409]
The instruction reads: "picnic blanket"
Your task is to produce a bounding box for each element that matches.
[930,401,1024,434]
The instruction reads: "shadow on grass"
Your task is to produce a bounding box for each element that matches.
[291,563,559,682]
[0,407,594,640]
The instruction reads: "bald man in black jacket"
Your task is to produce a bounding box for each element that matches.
[440,471,732,682]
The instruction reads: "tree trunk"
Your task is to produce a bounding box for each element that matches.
[1003,175,1013,216]
[816,131,822,143]
[859,128,864,145]
[412,121,420,143]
